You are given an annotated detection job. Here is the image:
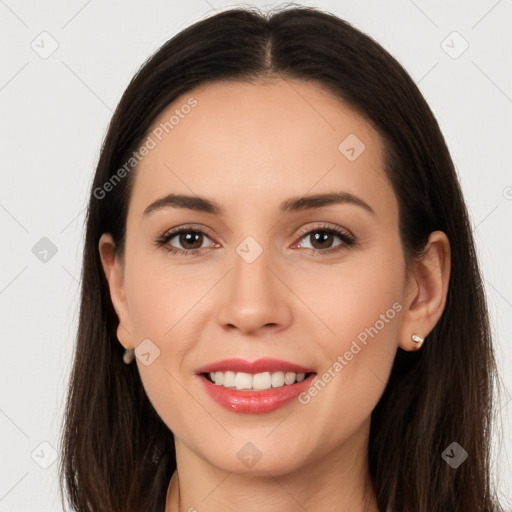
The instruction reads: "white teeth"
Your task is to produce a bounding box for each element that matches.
[208,370,308,390]
[252,372,271,390]
[284,372,296,385]
[223,371,236,387]
[235,372,253,390]
[271,371,285,387]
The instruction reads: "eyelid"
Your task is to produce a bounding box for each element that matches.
[159,223,216,240]
[156,222,356,255]
[156,224,218,250]
[161,222,354,241]
[294,222,354,241]
[290,223,356,253]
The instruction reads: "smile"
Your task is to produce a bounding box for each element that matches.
[206,370,307,390]
[196,358,317,414]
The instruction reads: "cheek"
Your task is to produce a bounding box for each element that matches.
[294,254,403,436]
[322,269,403,361]
[122,259,201,435]
[122,252,214,432]
[292,243,403,394]
[123,250,208,344]
[293,242,404,359]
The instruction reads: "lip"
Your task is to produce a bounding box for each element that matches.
[196,357,314,375]
[196,358,316,414]
[199,374,316,414]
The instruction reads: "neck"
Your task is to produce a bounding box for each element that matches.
[165,420,379,512]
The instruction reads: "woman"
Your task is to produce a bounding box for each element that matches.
[60,5,504,511]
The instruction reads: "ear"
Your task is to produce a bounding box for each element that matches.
[98,233,134,350]
[398,230,451,351]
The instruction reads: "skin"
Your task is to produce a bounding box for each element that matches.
[99,78,451,512]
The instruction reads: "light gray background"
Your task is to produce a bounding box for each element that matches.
[1,1,511,510]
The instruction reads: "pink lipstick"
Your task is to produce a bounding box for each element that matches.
[196,358,316,414]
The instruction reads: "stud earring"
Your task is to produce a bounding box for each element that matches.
[119,342,135,364]
[123,347,135,364]
[116,330,135,364]
[411,334,424,349]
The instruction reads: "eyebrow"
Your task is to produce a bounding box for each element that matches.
[143,191,376,217]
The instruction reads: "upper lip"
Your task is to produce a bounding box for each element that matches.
[196,357,315,375]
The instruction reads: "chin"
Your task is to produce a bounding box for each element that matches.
[192,435,316,477]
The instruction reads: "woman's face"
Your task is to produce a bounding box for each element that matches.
[103,78,417,475]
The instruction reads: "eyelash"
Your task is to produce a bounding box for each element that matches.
[155,223,356,257]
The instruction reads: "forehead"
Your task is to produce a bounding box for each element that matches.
[128,78,397,223]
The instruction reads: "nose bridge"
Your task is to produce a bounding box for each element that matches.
[233,237,272,294]
[216,234,291,334]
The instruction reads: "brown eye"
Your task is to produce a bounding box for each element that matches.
[297,226,355,254]
[307,231,336,250]
[156,227,215,255]
[173,231,205,250]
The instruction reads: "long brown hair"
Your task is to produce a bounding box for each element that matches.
[60,6,504,511]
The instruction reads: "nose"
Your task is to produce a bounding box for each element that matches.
[217,245,292,336]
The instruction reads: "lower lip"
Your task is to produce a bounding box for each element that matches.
[199,374,316,414]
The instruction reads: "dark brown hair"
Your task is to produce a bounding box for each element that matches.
[60,5,504,511]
